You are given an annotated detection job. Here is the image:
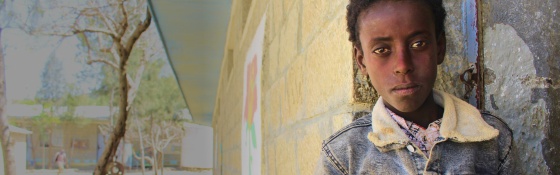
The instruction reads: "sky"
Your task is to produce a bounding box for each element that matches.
[3,28,97,102]
[1,0,102,103]
[1,0,173,104]
[2,27,173,103]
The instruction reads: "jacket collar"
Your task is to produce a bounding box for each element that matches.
[367,89,499,152]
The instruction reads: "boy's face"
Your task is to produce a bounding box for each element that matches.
[355,1,446,113]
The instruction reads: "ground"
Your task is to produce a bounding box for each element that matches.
[24,169,212,175]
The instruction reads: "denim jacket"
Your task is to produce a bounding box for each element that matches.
[315,90,519,174]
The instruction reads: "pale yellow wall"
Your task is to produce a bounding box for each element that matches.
[13,133,28,174]
[213,0,375,174]
[0,131,29,174]
[213,0,473,174]
[12,120,107,169]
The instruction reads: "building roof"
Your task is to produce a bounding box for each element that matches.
[8,125,32,134]
[7,104,112,119]
[7,104,192,121]
[148,0,232,126]
[74,106,112,119]
[6,104,42,117]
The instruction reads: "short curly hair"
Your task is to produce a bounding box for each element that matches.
[346,0,447,50]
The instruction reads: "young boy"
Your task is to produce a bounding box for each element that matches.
[315,0,518,174]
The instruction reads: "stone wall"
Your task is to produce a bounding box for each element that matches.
[481,0,559,174]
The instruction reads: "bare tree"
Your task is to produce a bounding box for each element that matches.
[131,115,151,175]
[129,115,185,175]
[149,119,184,175]
[0,26,17,175]
[0,0,17,173]
[85,4,150,173]
[19,0,152,174]
[78,3,151,174]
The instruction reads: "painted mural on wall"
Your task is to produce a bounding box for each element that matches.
[242,15,265,175]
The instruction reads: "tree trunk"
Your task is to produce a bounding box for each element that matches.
[160,151,164,175]
[135,118,146,175]
[152,150,157,175]
[150,115,157,175]
[94,53,130,175]
[48,130,53,169]
[131,147,153,175]
[42,141,45,169]
[93,7,151,175]
[29,135,35,170]
[121,137,125,168]
[69,137,75,168]
[0,27,17,175]
[110,87,116,126]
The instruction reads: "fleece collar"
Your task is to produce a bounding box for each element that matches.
[367,89,499,152]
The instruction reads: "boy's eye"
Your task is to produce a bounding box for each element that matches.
[373,47,390,55]
[411,41,427,48]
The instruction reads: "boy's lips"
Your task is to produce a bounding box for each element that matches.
[391,83,420,95]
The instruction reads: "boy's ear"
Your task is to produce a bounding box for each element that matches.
[354,46,367,74]
[436,33,446,64]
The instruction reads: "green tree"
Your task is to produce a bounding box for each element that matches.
[127,59,187,175]
[31,111,61,169]
[32,41,71,170]
[36,54,66,105]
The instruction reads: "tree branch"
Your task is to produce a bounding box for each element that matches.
[72,6,117,39]
[95,32,113,54]
[81,32,94,61]
[126,54,145,110]
[91,0,118,34]
[123,7,151,53]
[74,28,117,40]
[87,59,118,69]
[110,44,122,66]
[131,148,153,164]
[82,33,118,70]
[155,125,161,148]
[117,0,128,38]
[29,20,116,38]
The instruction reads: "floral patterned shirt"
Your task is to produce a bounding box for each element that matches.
[386,108,445,157]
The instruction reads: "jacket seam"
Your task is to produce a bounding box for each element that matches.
[497,146,512,174]
[319,115,371,175]
[322,144,349,175]
[323,116,372,144]
[482,111,514,174]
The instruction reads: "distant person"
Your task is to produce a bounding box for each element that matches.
[53,149,67,175]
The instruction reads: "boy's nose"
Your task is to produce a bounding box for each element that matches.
[393,47,414,75]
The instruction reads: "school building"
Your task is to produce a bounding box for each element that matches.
[6,104,211,170]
